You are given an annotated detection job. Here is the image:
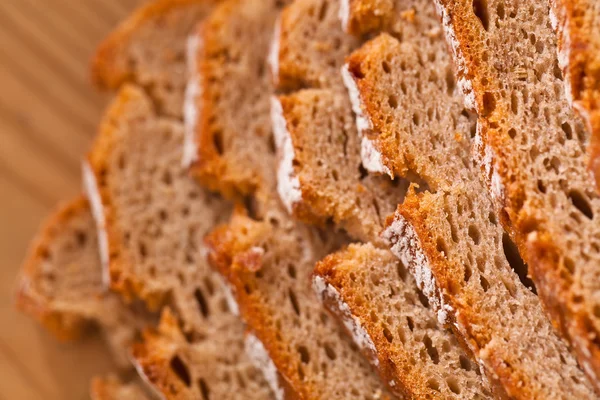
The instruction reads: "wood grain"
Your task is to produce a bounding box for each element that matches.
[0,1,146,398]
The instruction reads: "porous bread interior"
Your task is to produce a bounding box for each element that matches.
[132,308,272,400]
[551,0,600,188]
[90,375,151,400]
[15,197,148,368]
[86,85,271,399]
[276,88,408,243]
[91,0,218,119]
[206,209,394,399]
[275,0,360,91]
[273,0,405,244]
[435,0,600,384]
[345,32,475,186]
[188,0,287,204]
[343,1,597,397]
[389,184,596,398]
[315,243,491,399]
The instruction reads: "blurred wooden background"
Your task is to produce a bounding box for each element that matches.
[0,1,146,398]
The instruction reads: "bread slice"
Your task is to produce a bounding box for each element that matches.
[85,84,274,399]
[185,0,289,203]
[314,243,492,399]
[550,0,600,189]
[15,196,151,368]
[132,308,274,400]
[434,0,600,386]
[91,375,153,400]
[272,89,408,243]
[206,210,395,399]
[91,0,219,119]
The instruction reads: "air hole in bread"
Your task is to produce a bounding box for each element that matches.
[417,290,430,308]
[323,343,337,360]
[481,92,496,116]
[428,377,441,392]
[510,92,519,114]
[568,190,594,220]
[472,0,489,31]
[406,316,414,331]
[459,354,472,371]
[446,377,461,394]
[561,122,573,140]
[464,265,472,282]
[479,275,490,292]
[194,288,210,317]
[496,3,505,19]
[537,180,547,194]
[199,378,210,400]
[358,164,368,180]
[396,262,408,281]
[117,154,126,170]
[436,237,448,256]
[381,60,392,74]
[501,233,537,293]
[75,230,87,246]
[170,355,192,387]
[139,242,148,260]
[468,225,481,245]
[212,130,224,155]
[382,326,393,343]
[298,345,310,363]
[388,94,398,109]
[237,371,247,389]
[423,335,440,364]
[318,1,328,21]
[289,288,301,315]
[162,170,173,186]
[287,264,297,279]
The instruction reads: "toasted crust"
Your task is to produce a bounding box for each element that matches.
[341,0,394,35]
[550,0,600,189]
[15,196,94,341]
[435,0,600,388]
[91,0,216,90]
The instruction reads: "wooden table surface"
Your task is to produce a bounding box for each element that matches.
[0,1,147,398]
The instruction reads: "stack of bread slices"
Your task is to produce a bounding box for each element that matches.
[14,0,600,398]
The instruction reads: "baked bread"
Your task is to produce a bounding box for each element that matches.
[314,243,492,399]
[341,11,596,398]
[550,0,600,189]
[92,0,219,119]
[85,84,274,399]
[15,196,151,368]
[434,0,600,386]
[339,0,394,36]
[185,0,288,204]
[91,375,153,400]
[132,308,273,400]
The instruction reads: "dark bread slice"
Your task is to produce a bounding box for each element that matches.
[85,85,273,399]
[15,196,151,368]
[132,308,273,400]
[550,0,600,189]
[314,243,492,399]
[343,19,596,399]
[206,210,396,399]
[91,375,153,400]
[272,89,408,243]
[434,0,600,386]
[185,0,289,203]
[271,0,406,244]
[91,0,219,119]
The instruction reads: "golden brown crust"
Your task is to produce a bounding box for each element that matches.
[343,0,394,36]
[435,0,600,389]
[15,196,94,341]
[91,0,215,90]
[550,0,600,190]
[90,375,150,400]
[85,85,164,308]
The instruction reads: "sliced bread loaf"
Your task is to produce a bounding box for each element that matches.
[434,0,600,386]
[91,375,153,400]
[185,0,289,203]
[550,0,600,189]
[15,196,151,368]
[92,0,219,119]
[84,85,273,399]
[342,14,596,398]
[206,210,395,399]
[314,243,492,399]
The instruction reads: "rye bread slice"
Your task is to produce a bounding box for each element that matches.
[185,0,289,204]
[84,85,272,399]
[434,0,600,387]
[91,375,153,400]
[91,0,219,119]
[270,0,407,244]
[342,12,596,399]
[15,196,151,368]
[550,0,600,189]
[314,243,492,399]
